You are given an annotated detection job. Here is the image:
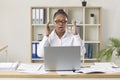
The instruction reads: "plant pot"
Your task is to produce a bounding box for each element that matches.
[82,1,87,7]
[111,50,120,66]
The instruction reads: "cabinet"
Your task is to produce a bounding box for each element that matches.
[30,6,102,63]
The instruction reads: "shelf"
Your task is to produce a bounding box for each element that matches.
[32,58,44,61]
[32,22,100,27]
[32,24,85,26]
[30,6,102,63]
[85,24,101,26]
[32,24,54,26]
[84,58,97,61]
[67,24,83,26]
[85,41,100,43]
[32,40,39,43]
[32,58,97,62]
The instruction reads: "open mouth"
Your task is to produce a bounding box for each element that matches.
[59,27,64,29]
[58,27,64,30]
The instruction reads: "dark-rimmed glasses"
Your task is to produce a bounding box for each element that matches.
[54,20,67,24]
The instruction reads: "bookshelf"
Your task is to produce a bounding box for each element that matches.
[30,6,102,63]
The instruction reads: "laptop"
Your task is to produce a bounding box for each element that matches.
[44,46,81,71]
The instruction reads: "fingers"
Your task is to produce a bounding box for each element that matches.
[73,20,76,26]
[72,20,77,35]
[73,20,76,31]
[46,21,50,29]
[45,21,51,37]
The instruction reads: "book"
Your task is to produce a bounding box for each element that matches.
[85,43,93,58]
[85,43,88,58]
[88,43,93,58]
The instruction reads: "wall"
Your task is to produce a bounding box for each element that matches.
[0,0,120,62]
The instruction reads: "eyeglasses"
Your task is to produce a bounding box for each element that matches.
[54,20,67,24]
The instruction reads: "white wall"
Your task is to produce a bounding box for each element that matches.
[0,0,120,62]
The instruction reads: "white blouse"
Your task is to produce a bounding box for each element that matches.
[37,29,86,57]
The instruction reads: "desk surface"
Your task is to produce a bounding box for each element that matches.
[0,71,120,78]
[0,63,120,78]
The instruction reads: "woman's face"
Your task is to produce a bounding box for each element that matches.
[54,14,67,34]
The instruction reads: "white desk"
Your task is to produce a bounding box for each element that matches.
[0,63,120,80]
[0,70,120,80]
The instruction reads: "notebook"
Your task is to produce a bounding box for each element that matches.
[44,46,81,71]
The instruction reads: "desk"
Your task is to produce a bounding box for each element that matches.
[0,71,120,80]
[0,71,120,78]
[0,63,120,80]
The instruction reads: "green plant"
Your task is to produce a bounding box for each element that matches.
[97,38,120,61]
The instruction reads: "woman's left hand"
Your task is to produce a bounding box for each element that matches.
[72,20,77,35]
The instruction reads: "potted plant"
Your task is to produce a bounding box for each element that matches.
[97,38,120,62]
[81,0,87,7]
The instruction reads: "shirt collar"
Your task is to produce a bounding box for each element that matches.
[52,29,67,39]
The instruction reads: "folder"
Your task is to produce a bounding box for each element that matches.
[36,8,40,24]
[32,8,36,24]
[39,8,45,24]
[32,41,40,59]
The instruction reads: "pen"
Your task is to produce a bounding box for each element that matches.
[38,64,43,71]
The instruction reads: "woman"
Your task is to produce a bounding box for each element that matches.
[37,9,86,57]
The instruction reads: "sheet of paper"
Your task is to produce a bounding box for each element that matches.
[56,71,80,75]
[17,63,42,71]
[75,62,120,74]
[0,62,19,70]
[75,67,112,74]
[93,62,119,68]
[17,64,48,74]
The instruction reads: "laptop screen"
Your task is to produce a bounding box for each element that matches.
[44,46,81,71]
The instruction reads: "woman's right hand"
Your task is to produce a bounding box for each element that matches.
[45,21,52,37]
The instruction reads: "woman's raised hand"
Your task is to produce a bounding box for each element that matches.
[72,20,77,35]
[45,21,53,37]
